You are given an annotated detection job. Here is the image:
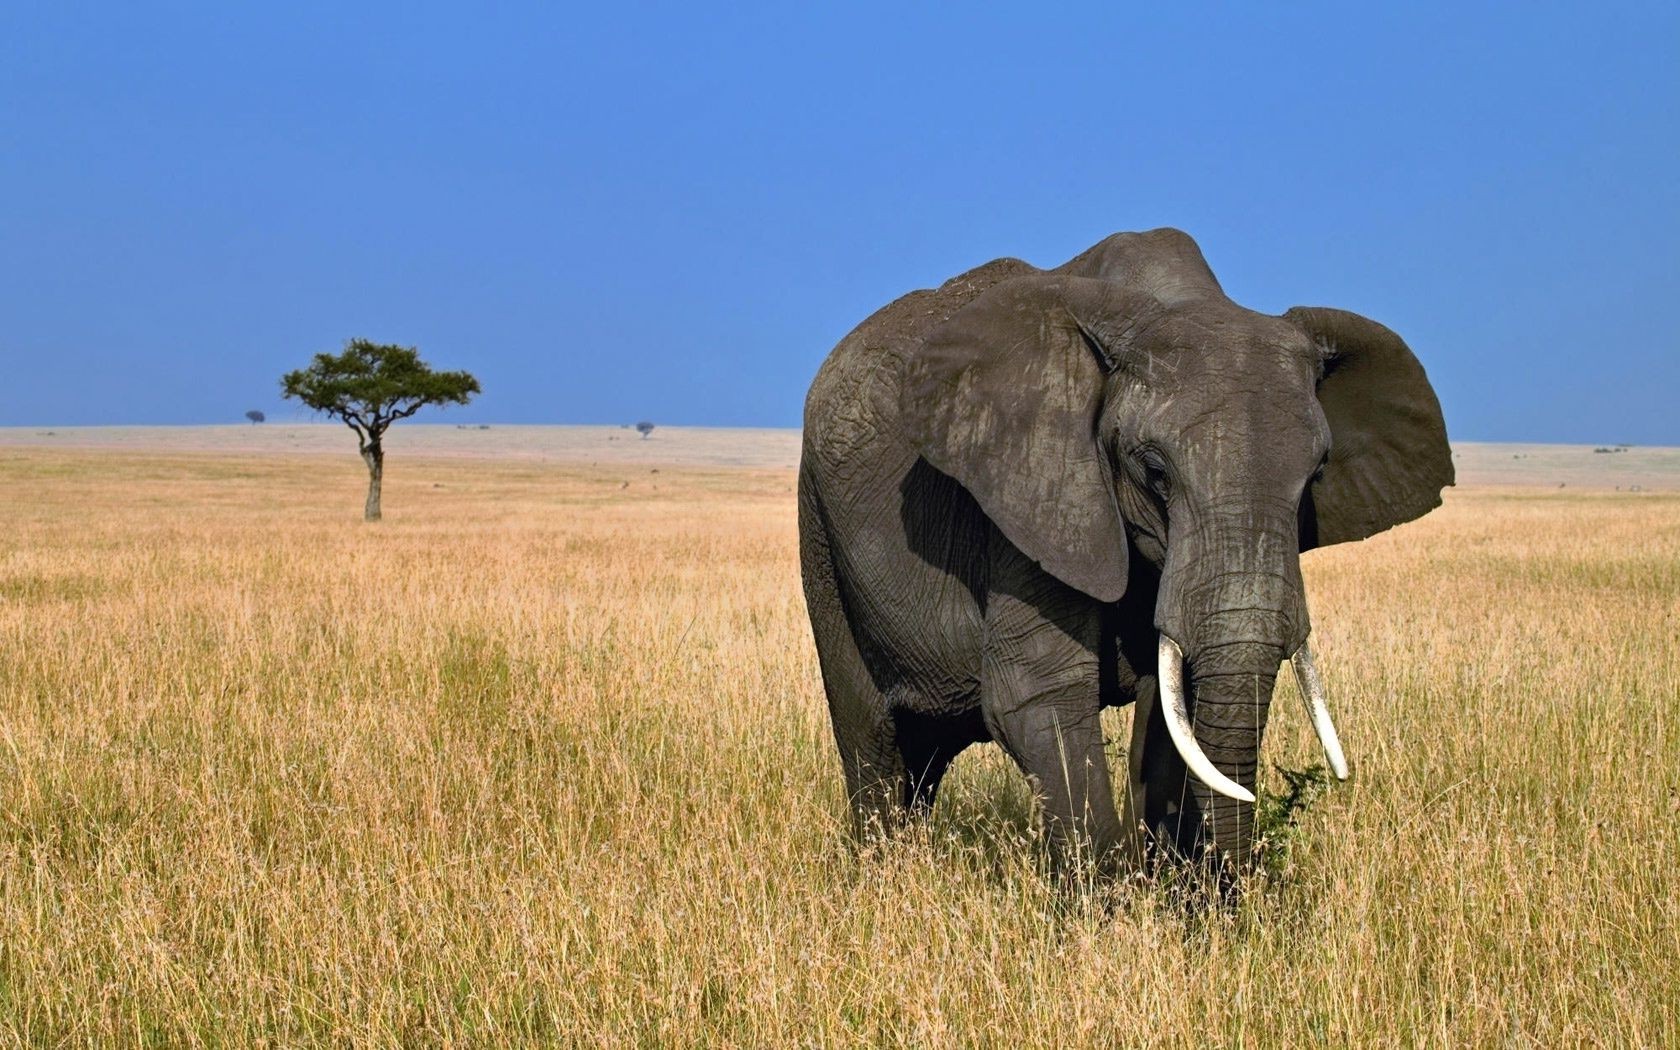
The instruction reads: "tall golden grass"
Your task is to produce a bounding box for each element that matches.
[1,448,1675,1045]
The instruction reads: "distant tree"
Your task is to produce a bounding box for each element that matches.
[636,421,656,439]
[245,410,265,424]
[280,339,480,520]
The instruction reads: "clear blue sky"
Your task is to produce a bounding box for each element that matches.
[3,3,1675,441]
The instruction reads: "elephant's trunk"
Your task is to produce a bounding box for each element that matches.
[1154,500,1308,867]
[1156,619,1353,867]
[1185,635,1286,864]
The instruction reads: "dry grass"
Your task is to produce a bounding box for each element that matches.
[1,448,1676,1046]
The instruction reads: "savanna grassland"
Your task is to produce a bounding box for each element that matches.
[1,445,1676,1046]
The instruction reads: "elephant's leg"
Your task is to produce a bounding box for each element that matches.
[800,478,910,839]
[813,629,908,839]
[832,691,909,839]
[1123,676,1197,864]
[981,538,1125,868]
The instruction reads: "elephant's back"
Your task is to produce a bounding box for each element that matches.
[803,255,1039,469]
[842,254,1040,371]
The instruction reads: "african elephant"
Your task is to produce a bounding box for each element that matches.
[798,228,1451,874]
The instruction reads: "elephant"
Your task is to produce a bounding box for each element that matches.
[798,227,1451,876]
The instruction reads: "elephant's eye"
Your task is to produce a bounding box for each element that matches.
[1136,447,1170,500]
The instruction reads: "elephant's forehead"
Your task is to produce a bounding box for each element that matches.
[1129,321,1319,398]
[1116,317,1328,441]
[1141,303,1304,354]
[1130,377,1323,434]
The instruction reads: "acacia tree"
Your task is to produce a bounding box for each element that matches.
[245,409,265,424]
[281,339,480,520]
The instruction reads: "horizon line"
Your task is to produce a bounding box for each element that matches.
[0,423,1669,450]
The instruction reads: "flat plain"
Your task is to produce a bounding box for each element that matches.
[1,429,1676,1045]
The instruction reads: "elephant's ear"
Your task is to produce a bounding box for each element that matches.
[902,276,1132,602]
[1286,306,1454,550]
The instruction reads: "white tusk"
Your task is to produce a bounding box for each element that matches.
[1290,638,1350,780]
[1157,635,1256,804]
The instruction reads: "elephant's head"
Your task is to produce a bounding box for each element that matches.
[902,228,1451,866]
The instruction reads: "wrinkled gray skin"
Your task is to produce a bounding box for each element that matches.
[799,228,1451,876]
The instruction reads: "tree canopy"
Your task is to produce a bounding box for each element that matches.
[281,339,480,520]
[281,339,480,448]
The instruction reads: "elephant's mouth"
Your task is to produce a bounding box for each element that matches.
[1156,633,1350,804]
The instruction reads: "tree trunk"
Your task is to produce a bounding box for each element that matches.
[362,443,384,521]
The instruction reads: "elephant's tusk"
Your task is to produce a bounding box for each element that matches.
[1157,635,1256,804]
[1290,638,1350,780]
